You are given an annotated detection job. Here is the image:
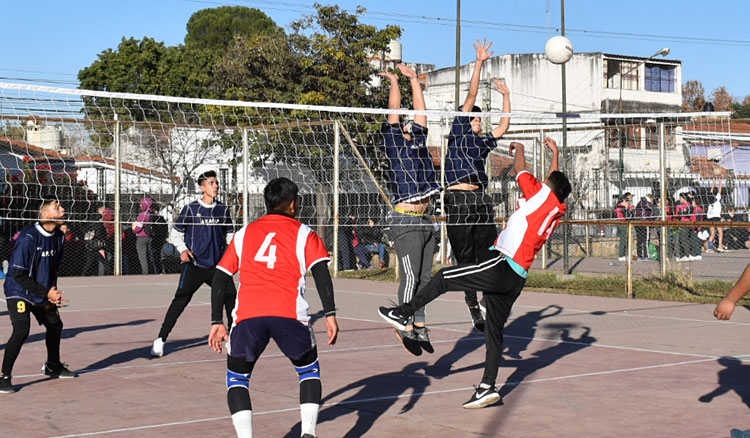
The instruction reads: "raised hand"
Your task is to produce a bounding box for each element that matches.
[509,142,524,154]
[474,38,494,63]
[396,64,417,80]
[544,137,558,151]
[378,71,399,82]
[493,78,509,95]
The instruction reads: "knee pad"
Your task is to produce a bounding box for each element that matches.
[226,369,251,390]
[295,360,321,383]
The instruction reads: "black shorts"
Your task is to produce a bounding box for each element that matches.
[7,299,61,326]
[708,217,722,222]
[229,316,316,363]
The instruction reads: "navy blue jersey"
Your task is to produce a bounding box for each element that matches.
[381,122,440,203]
[174,199,233,268]
[4,223,64,306]
[445,116,498,187]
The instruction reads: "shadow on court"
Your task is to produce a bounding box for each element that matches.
[0,318,154,351]
[699,357,750,410]
[81,336,207,373]
[288,362,430,438]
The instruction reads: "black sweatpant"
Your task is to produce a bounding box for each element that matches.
[158,264,237,341]
[401,254,525,386]
[2,299,63,376]
[444,189,498,308]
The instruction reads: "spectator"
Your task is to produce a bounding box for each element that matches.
[132,197,154,275]
[82,206,112,276]
[352,221,374,270]
[614,192,634,261]
[337,215,356,271]
[634,194,655,260]
[706,180,725,252]
[674,193,693,262]
[724,207,750,250]
[121,227,139,274]
[149,203,169,274]
[59,223,82,276]
[361,218,388,268]
[689,194,703,261]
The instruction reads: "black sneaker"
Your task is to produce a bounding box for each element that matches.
[468,306,485,332]
[395,329,422,356]
[378,306,409,331]
[463,384,501,409]
[42,362,79,379]
[0,375,14,394]
[413,326,434,354]
[301,434,315,438]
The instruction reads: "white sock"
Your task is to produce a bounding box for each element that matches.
[231,410,253,438]
[300,403,319,437]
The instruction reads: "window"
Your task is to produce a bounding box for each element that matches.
[645,64,675,92]
[604,59,639,90]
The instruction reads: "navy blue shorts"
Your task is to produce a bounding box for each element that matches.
[229,316,316,363]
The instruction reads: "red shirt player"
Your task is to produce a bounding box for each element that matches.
[209,177,338,438]
[378,138,571,410]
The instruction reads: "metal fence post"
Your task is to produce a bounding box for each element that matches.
[627,222,633,298]
[242,127,249,227]
[113,114,122,276]
[659,122,667,274]
[332,121,340,277]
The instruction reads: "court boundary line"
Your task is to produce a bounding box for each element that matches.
[48,354,747,438]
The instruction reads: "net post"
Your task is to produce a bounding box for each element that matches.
[113,114,122,276]
[540,130,547,270]
[439,125,447,265]
[332,121,340,277]
[627,222,633,298]
[659,121,667,273]
[242,127,249,227]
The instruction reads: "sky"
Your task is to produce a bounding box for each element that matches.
[2,0,749,101]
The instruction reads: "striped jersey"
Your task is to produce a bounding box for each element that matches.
[4,223,64,306]
[216,213,331,326]
[493,171,566,270]
[174,199,233,268]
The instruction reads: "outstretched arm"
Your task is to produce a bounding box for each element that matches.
[544,137,559,174]
[714,263,750,320]
[379,71,401,125]
[491,78,511,138]
[509,142,526,175]
[462,39,494,112]
[397,64,426,127]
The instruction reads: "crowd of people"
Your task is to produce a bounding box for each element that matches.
[612,180,750,262]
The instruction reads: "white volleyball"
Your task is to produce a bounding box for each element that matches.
[545,36,574,64]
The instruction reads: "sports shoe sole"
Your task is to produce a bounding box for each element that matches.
[378,308,407,331]
[394,330,422,356]
[463,392,501,409]
[42,366,78,379]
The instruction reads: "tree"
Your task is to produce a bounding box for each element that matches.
[711,86,734,112]
[185,6,281,51]
[682,80,706,112]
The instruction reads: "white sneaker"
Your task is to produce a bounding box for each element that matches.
[694,255,702,261]
[618,256,626,261]
[151,338,165,357]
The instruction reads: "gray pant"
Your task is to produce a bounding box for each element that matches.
[136,236,152,275]
[389,212,435,324]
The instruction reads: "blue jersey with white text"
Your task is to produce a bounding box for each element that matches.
[445,115,498,187]
[174,199,233,268]
[4,223,64,306]
[381,122,440,203]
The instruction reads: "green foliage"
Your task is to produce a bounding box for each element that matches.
[185,6,281,51]
[731,102,750,119]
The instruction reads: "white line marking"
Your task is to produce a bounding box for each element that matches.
[49,354,750,438]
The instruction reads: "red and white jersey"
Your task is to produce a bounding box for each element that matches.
[217,213,331,326]
[493,170,566,270]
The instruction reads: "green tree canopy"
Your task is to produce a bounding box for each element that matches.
[185,6,281,51]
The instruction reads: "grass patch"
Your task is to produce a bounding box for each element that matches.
[333,265,750,306]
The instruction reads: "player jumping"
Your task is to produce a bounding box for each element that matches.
[151,170,236,357]
[208,177,338,438]
[1,197,78,394]
[378,138,571,408]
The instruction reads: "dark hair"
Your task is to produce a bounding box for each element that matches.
[40,195,59,211]
[197,170,217,186]
[547,171,572,202]
[264,177,298,212]
[470,105,482,120]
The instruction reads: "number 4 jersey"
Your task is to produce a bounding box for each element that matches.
[216,213,331,326]
[492,170,567,271]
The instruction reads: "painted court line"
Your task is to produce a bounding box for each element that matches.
[48,354,741,438]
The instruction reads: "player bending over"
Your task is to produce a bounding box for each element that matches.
[209,177,339,438]
[1,197,77,394]
[378,138,571,409]
[151,170,236,357]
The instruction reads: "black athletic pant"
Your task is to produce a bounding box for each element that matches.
[2,299,63,376]
[444,189,498,308]
[158,264,237,341]
[401,255,525,386]
[226,348,321,414]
